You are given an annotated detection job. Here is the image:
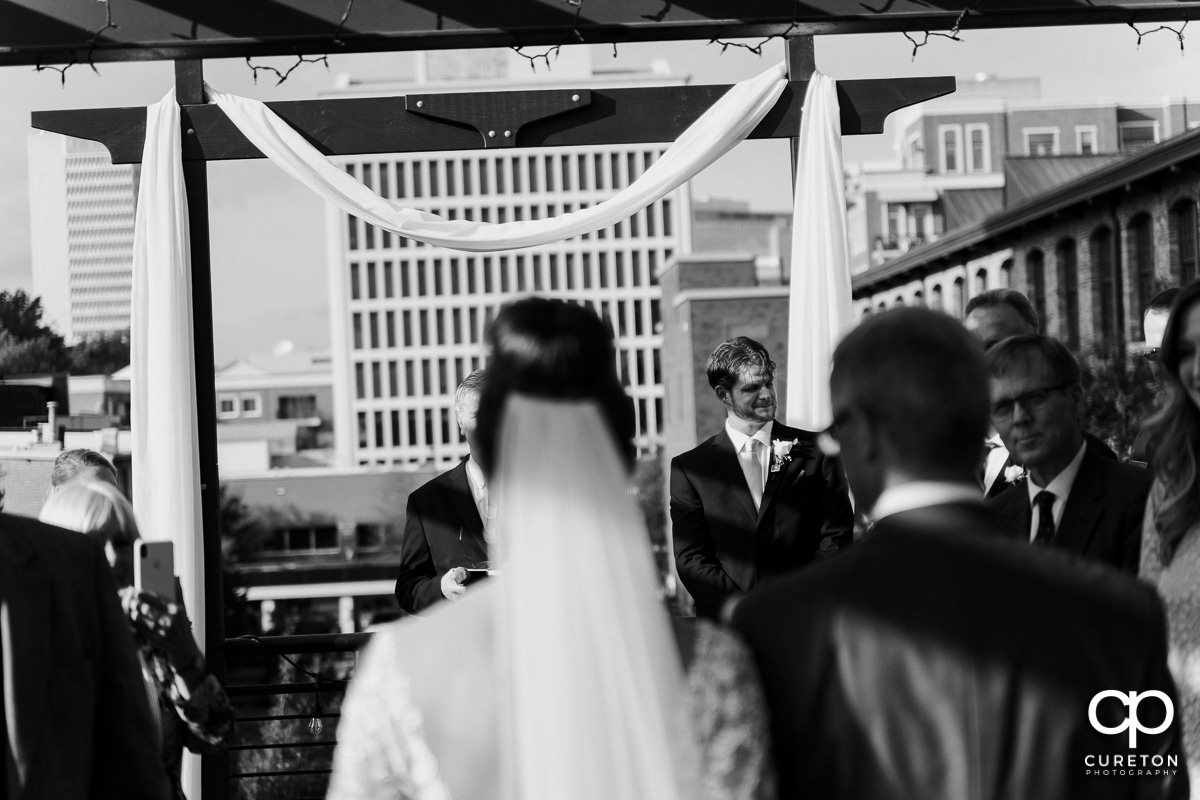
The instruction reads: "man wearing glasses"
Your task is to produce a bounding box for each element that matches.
[986,334,1149,573]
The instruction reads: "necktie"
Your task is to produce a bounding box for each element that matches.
[1033,490,1056,546]
[744,439,765,510]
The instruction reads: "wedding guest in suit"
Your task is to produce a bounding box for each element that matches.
[0,510,170,799]
[986,334,1149,572]
[964,289,1039,498]
[1140,279,1200,789]
[733,307,1187,800]
[40,480,234,800]
[394,369,493,614]
[671,337,853,619]
[330,297,775,800]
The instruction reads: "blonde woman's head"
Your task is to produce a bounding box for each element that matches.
[40,479,140,586]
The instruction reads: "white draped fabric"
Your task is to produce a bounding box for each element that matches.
[493,396,699,800]
[131,89,205,641]
[785,71,853,431]
[207,62,788,251]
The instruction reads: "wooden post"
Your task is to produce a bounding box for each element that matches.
[174,59,228,800]
[787,35,817,183]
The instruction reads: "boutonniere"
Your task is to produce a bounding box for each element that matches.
[1004,464,1027,484]
[770,438,802,473]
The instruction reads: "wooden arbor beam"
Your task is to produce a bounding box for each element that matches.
[32,75,955,163]
[2,0,1199,67]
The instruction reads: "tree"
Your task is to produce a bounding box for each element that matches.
[0,290,67,374]
[70,330,131,375]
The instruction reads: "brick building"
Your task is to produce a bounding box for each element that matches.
[852,125,1200,354]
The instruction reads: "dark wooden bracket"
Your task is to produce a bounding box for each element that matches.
[405,89,593,149]
[32,77,955,165]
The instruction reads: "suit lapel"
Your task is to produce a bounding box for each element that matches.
[446,460,488,561]
[0,526,50,789]
[993,482,1032,542]
[712,431,758,524]
[1057,449,1104,556]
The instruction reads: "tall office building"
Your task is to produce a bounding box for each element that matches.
[326,49,692,469]
[28,132,138,342]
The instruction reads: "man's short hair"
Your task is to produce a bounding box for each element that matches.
[984,334,1081,388]
[831,308,989,476]
[454,369,487,415]
[706,337,775,392]
[1145,287,1179,316]
[964,289,1040,332]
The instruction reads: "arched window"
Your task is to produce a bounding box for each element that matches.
[894,295,905,307]
[1026,249,1046,329]
[1056,238,1080,349]
[1128,213,1155,331]
[952,276,965,318]
[975,267,989,295]
[931,284,944,312]
[1090,226,1120,349]
[1169,198,1198,284]
[999,258,1013,288]
[913,289,924,307]
[878,301,886,312]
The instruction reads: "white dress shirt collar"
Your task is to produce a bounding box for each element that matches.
[871,481,984,523]
[725,419,774,452]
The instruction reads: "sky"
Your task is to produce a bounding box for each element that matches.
[1,23,1198,363]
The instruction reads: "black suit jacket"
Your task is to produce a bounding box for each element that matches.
[0,513,171,800]
[989,439,1150,573]
[733,500,1188,800]
[670,421,853,618]
[395,460,489,614]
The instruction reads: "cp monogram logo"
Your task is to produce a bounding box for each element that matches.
[1088,690,1174,748]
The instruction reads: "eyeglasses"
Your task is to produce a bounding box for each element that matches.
[817,411,852,457]
[990,381,1073,421]
[1142,347,1161,363]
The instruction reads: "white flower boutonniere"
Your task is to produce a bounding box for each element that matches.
[1004,464,1028,484]
[770,438,801,473]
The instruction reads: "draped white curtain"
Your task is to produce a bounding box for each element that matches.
[207,61,788,250]
[786,72,853,431]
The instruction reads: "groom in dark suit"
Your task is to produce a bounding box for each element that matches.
[395,370,493,614]
[670,337,853,619]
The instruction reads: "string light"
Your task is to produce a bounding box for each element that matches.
[1129,19,1187,52]
[34,0,117,84]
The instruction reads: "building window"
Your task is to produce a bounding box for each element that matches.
[906,131,924,170]
[1056,239,1080,349]
[262,525,340,555]
[1129,213,1155,334]
[1119,121,1159,153]
[278,395,318,420]
[240,393,262,418]
[355,523,389,551]
[1024,127,1060,156]
[1091,226,1120,349]
[974,267,989,295]
[939,125,962,173]
[217,393,239,420]
[1076,125,1098,155]
[1000,258,1013,288]
[965,123,990,173]
[931,284,943,312]
[952,276,965,317]
[1169,199,1198,284]
[1026,248,1046,328]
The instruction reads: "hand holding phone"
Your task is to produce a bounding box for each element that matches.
[135,540,176,600]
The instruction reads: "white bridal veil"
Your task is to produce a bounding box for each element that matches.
[493,395,699,800]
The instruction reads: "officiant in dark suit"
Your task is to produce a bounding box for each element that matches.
[395,370,493,614]
[985,335,1149,573]
[670,337,853,619]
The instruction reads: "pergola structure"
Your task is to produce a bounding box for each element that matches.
[8,3,1197,796]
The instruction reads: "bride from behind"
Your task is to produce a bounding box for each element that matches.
[327,297,774,800]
